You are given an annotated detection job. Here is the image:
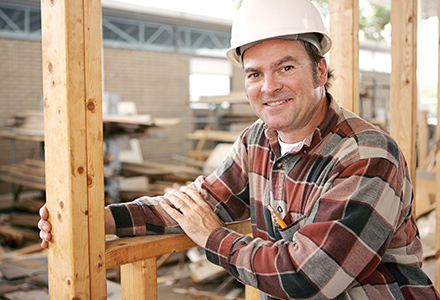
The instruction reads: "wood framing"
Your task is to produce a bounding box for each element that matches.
[436,0,440,289]
[40,0,106,298]
[120,258,157,299]
[105,220,253,299]
[39,0,434,297]
[389,0,418,181]
[329,0,360,114]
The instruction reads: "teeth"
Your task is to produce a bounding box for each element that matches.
[266,99,288,106]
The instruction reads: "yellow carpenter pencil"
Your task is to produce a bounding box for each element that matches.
[266,204,287,229]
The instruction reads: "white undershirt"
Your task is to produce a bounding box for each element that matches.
[278,137,303,156]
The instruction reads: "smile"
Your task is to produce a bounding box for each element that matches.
[265,99,290,106]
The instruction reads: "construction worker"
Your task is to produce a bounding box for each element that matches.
[39,0,440,298]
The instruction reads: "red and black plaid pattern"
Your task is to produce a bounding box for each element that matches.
[109,94,439,299]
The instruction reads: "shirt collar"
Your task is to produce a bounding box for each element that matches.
[264,93,342,155]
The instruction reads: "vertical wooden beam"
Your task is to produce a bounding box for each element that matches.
[390,0,418,182]
[84,0,107,298]
[41,0,105,298]
[121,258,158,299]
[417,111,429,168]
[435,0,440,289]
[329,0,360,114]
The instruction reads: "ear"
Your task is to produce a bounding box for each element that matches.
[317,58,328,87]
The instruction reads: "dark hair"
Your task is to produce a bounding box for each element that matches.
[302,41,333,91]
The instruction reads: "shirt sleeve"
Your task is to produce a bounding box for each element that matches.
[205,154,417,299]
[108,128,252,237]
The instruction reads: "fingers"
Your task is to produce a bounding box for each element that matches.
[38,219,51,233]
[39,203,48,220]
[39,224,52,248]
[175,201,185,211]
[161,187,222,248]
[165,187,205,210]
[179,187,206,206]
[38,204,51,248]
[39,229,51,243]
[159,200,183,221]
[165,189,192,212]
[162,187,202,218]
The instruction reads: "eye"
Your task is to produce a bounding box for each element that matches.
[246,72,260,80]
[282,65,294,72]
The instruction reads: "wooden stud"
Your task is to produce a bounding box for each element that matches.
[41,0,105,298]
[121,258,157,300]
[436,0,440,290]
[106,220,251,269]
[390,0,418,182]
[329,0,360,114]
[83,0,107,298]
[417,111,429,168]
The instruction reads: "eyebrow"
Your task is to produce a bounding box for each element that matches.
[271,55,299,68]
[244,55,299,74]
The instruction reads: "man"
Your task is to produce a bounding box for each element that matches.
[39,0,440,299]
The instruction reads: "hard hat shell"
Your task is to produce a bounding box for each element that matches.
[226,0,332,67]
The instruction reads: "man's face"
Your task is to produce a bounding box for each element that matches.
[243,39,327,142]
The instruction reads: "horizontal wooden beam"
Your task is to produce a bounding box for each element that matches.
[106,220,251,269]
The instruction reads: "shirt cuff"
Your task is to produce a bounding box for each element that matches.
[205,226,245,269]
[108,203,135,237]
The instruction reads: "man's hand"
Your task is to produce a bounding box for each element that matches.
[38,204,116,248]
[161,187,224,248]
[38,204,52,248]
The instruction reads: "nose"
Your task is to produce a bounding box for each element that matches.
[261,74,282,94]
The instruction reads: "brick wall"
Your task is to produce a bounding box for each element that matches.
[0,38,44,194]
[0,38,198,195]
[102,47,194,161]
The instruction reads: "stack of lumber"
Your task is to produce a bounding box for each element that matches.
[3,111,44,137]
[185,126,240,162]
[0,159,45,191]
[0,252,49,299]
[155,250,245,300]
[0,198,44,253]
[121,161,200,178]
[103,114,180,139]
[1,110,180,140]
[0,197,246,299]
[118,161,199,200]
[0,198,48,298]
[0,158,198,200]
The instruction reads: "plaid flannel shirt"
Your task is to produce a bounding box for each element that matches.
[109,94,439,299]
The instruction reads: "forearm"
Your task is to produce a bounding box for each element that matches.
[104,207,116,235]
[206,225,354,299]
[107,195,185,237]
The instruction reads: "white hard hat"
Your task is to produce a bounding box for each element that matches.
[226,0,332,67]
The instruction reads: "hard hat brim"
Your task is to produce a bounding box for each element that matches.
[226,32,332,68]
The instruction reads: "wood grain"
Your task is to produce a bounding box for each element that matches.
[106,220,252,269]
[329,0,360,114]
[41,0,105,298]
[436,0,440,289]
[390,0,417,181]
